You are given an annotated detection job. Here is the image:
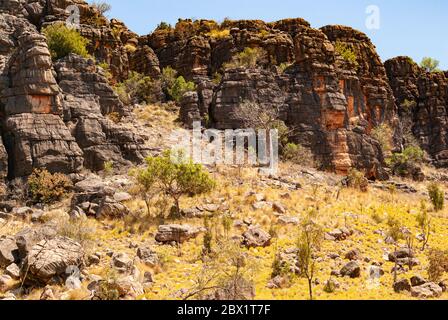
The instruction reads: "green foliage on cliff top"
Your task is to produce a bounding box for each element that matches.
[334,41,358,66]
[42,23,90,60]
[420,57,441,73]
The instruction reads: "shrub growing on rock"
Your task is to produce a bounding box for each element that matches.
[224,47,267,69]
[388,146,425,180]
[372,123,393,156]
[114,71,161,105]
[42,23,89,60]
[28,169,72,204]
[420,57,440,73]
[167,76,196,102]
[334,41,358,66]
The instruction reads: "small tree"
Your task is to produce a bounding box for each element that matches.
[428,183,444,212]
[167,76,196,102]
[135,150,216,216]
[297,218,324,300]
[42,23,89,60]
[416,201,432,251]
[130,158,163,215]
[91,1,112,15]
[420,57,440,73]
[184,240,257,300]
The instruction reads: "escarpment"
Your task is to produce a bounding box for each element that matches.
[0,0,447,182]
[154,19,397,178]
[385,57,448,167]
[0,0,147,179]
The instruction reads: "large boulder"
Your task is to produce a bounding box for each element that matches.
[242,226,272,248]
[155,224,205,244]
[23,236,85,284]
[411,283,443,299]
[0,237,19,268]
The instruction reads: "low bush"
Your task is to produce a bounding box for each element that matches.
[428,183,444,212]
[334,41,358,66]
[427,249,448,282]
[42,23,89,60]
[345,169,369,192]
[167,76,196,102]
[224,47,266,69]
[388,146,425,180]
[114,71,161,105]
[282,143,315,167]
[28,169,73,204]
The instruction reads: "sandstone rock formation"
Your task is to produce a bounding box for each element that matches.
[1,0,447,183]
[385,56,448,167]
[167,20,399,178]
[0,1,148,179]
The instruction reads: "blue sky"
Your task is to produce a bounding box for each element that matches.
[93,0,448,69]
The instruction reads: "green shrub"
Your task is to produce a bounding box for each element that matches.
[428,183,444,212]
[28,169,73,204]
[114,71,161,105]
[161,66,177,89]
[167,76,196,102]
[156,22,172,30]
[388,146,425,178]
[334,41,358,66]
[282,143,315,167]
[224,47,266,69]
[427,248,448,282]
[346,169,369,192]
[372,123,393,155]
[420,57,440,73]
[42,23,89,60]
[132,150,216,216]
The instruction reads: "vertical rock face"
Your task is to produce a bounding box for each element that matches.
[0,14,84,178]
[175,20,394,178]
[54,54,148,171]
[385,57,448,167]
[0,1,148,178]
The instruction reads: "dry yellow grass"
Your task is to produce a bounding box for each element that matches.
[3,161,448,300]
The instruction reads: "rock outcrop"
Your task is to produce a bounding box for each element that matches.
[0,1,148,179]
[170,20,398,178]
[1,0,448,182]
[385,56,448,167]
[0,14,84,179]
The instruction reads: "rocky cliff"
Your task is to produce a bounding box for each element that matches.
[154,19,398,178]
[0,0,447,182]
[0,0,148,181]
[385,57,448,167]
